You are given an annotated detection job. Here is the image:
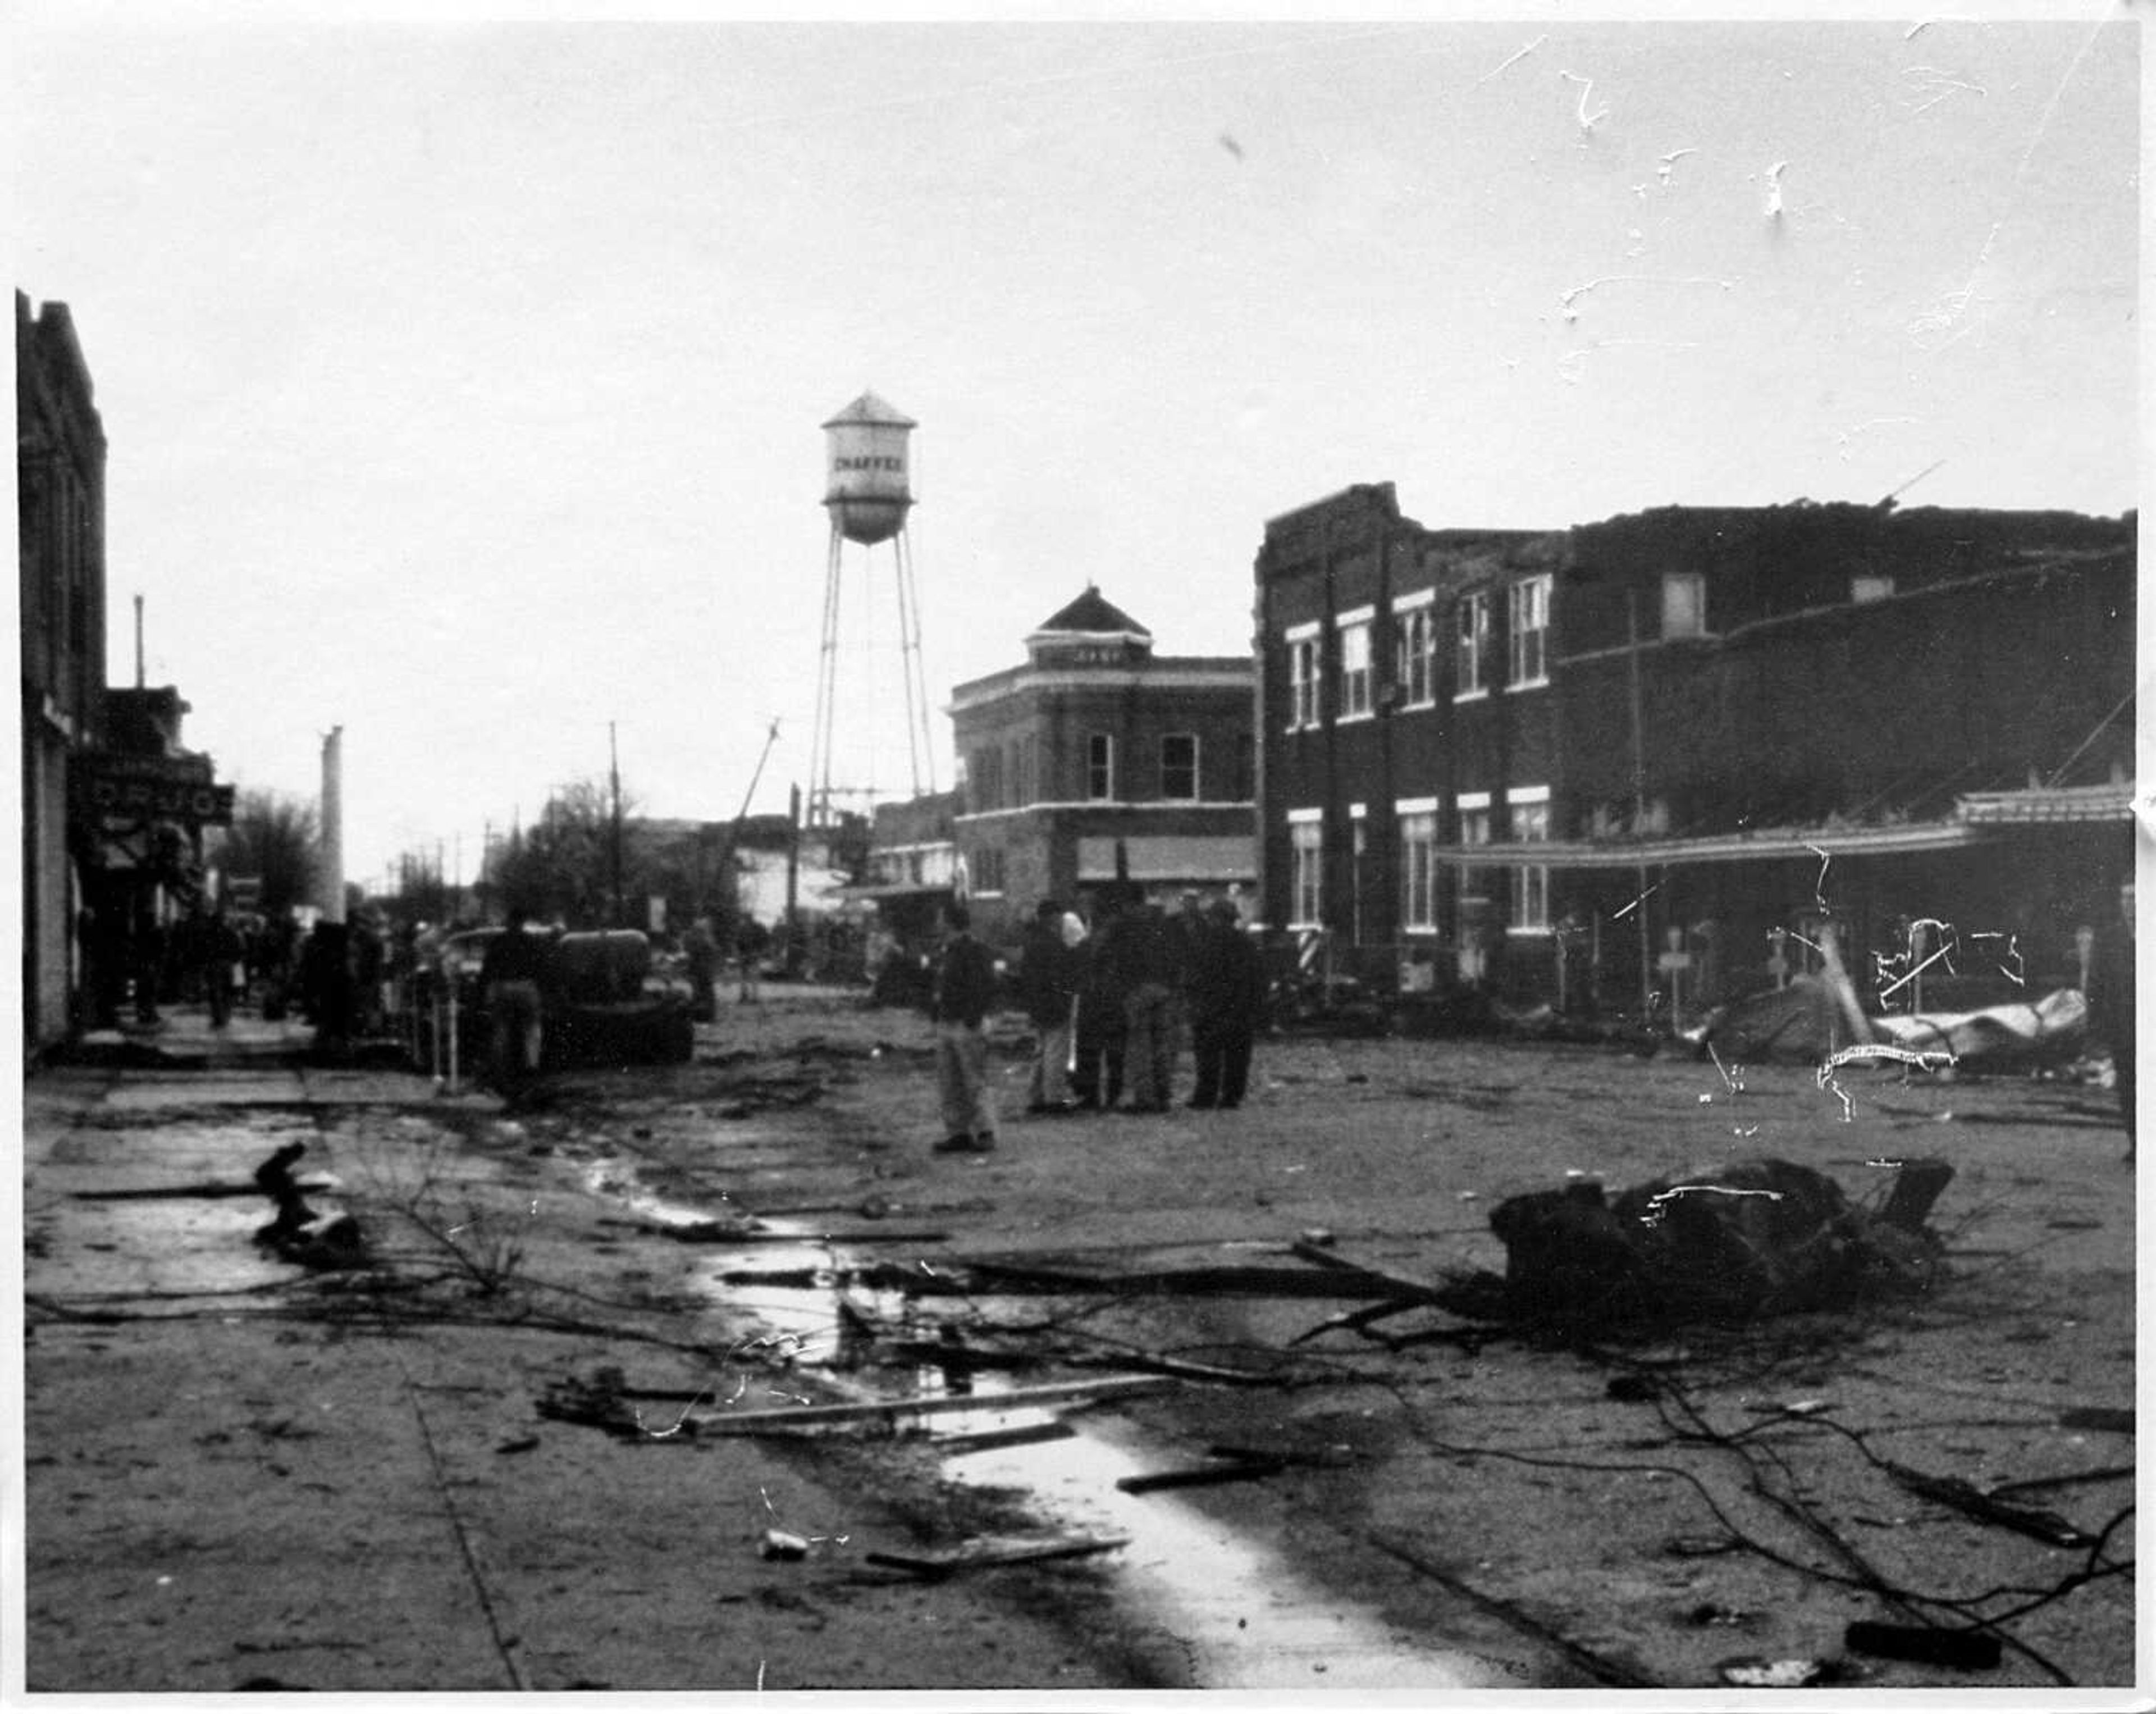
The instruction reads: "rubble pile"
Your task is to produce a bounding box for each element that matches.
[1488,1156,1951,1334]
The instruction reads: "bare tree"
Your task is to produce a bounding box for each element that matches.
[488,777,638,928]
[210,788,318,918]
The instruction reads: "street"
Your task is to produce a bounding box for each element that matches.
[21,991,2137,1693]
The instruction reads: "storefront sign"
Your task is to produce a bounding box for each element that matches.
[72,754,235,826]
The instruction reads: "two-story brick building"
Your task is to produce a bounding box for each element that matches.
[875,587,1255,945]
[19,290,107,1058]
[1256,484,2136,1018]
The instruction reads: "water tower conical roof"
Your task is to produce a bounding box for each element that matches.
[823,390,917,430]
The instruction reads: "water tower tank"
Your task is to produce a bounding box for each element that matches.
[823,391,916,546]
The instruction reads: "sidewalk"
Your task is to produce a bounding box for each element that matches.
[64,1003,319,1072]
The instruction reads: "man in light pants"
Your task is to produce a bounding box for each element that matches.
[930,900,999,1154]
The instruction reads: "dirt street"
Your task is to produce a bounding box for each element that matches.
[19,990,2139,1694]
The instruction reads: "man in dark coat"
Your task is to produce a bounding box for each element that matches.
[1018,900,1080,1114]
[1099,897,1179,1112]
[928,900,999,1154]
[682,918,719,1022]
[480,907,554,1102]
[1185,899,1267,1109]
[202,905,245,1029]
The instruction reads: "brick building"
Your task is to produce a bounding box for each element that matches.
[1255,483,2135,1017]
[872,587,1255,945]
[18,290,107,1057]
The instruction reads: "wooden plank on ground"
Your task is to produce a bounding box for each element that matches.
[76,1180,335,1201]
[697,1373,1170,1434]
[1116,1458,1286,1495]
[1288,1239,1448,1302]
[864,1532,1129,1578]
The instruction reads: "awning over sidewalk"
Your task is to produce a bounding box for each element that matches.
[1076,835,1256,883]
[1432,818,1982,869]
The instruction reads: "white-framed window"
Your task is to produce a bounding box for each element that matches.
[1399,806,1438,930]
[1338,617,1373,718]
[1662,571,1707,639]
[1455,590,1491,698]
[1508,787,1551,930]
[1287,633,1321,728]
[1086,733,1114,800]
[1508,575,1551,688]
[1288,812,1323,928]
[1457,792,1492,904]
[1349,804,1368,942]
[1395,601,1436,708]
[1159,733,1198,801]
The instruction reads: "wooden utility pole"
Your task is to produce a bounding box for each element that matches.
[609,721,624,928]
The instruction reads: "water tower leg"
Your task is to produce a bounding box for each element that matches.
[809,527,845,829]
[894,529,936,797]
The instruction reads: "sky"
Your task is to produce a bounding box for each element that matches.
[11,4,2142,896]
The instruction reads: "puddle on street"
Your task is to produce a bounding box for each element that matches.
[572,1153,1504,1689]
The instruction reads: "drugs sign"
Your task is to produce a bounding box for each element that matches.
[72,755,236,826]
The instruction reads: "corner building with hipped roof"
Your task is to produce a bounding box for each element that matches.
[916,586,1255,942]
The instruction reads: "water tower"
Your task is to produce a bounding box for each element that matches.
[808,391,937,828]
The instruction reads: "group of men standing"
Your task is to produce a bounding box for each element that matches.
[927,888,1268,1156]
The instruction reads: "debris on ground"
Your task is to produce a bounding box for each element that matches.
[252,1142,368,1270]
[864,1532,1130,1579]
[1487,1156,1952,1332]
[1691,983,2088,1070]
[1844,1621,2003,1671]
[1115,1453,1286,1495]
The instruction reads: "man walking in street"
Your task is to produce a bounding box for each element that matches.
[1019,899,1080,1115]
[202,904,245,1029]
[480,906,552,1105]
[1185,897,1267,1109]
[683,917,719,1022]
[1100,895,1178,1112]
[930,900,999,1154]
[1070,898,1123,1112]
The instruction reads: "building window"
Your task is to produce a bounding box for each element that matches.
[1086,733,1114,801]
[1851,573,1895,604]
[1289,815,1323,928]
[1508,792,1551,930]
[1455,591,1491,698]
[1661,571,1707,639]
[1458,798,1492,905]
[1396,605,1436,708]
[1508,575,1550,688]
[1233,731,1256,801]
[1399,809,1437,931]
[1338,618,1373,718]
[1160,733,1198,801]
[970,847,1007,896]
[1289,636,1321,728]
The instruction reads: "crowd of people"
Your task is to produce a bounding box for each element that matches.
[927,887,1268,1156]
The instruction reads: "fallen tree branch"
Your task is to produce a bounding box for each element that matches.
[1365,1532,1657,1688]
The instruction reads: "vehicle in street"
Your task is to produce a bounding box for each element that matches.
[407,926,695,1075]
